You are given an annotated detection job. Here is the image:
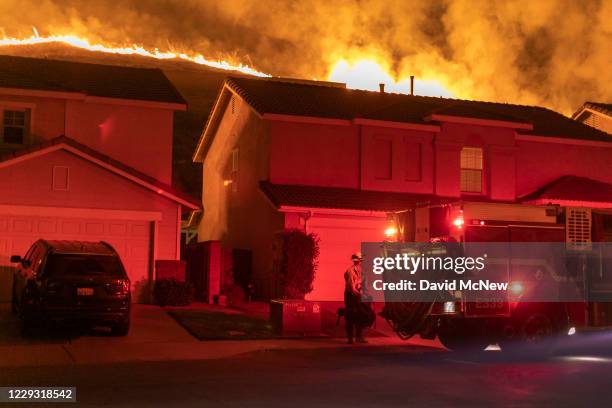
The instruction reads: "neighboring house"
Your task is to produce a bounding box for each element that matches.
[572,102,612,134]
[0,55,200,302]
[194,77,612,301]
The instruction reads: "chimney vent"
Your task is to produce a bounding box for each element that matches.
[379,83,385,93]
[410,76,414,95]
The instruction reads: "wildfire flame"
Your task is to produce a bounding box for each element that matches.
[328,59,453,98]
[0,28,271,77]
[0,28,453,97]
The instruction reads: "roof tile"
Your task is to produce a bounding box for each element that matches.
[0,55,186,105]
[227,77,611,142]
[521,175,612,204]
[260,181,454,212]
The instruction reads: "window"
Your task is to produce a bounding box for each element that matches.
[2,110,27,144]
[460,147,483,193]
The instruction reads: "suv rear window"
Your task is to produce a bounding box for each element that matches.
[45,254,126,278]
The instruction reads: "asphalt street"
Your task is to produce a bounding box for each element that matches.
[2,333,612,408]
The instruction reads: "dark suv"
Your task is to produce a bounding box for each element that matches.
[11,240,131,336]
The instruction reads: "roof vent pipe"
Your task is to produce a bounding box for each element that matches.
[379,83,385,93]
[410,76,414,95]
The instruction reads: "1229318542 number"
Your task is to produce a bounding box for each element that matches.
[0,387,76,403]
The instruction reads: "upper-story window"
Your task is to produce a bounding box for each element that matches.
[460,147,483,193]
[2,109,28,145]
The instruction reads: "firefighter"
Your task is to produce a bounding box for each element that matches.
[344,252,368,344]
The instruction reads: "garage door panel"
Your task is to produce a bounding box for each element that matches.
[131,222,149,236]
[85,222,104,234]
[307,216,388,301]
[61,220,81,234]
[12,218,33,233]
[38,218,58,234]
[109,222,128,235]
[0,214,152,303]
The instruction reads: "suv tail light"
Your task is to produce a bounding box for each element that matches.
[107,280,130,297]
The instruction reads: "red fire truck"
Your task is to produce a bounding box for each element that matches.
[380,201,612,351]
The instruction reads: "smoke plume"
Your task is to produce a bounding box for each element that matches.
[0,0,610,114]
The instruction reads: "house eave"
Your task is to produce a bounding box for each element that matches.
[515,134,612,147]
[425,113,533,130]
[523,198,612,209]
[278,205,388,217]
[193,84,233,162]
[0,87,187,111]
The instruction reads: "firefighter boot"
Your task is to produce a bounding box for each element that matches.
[355,327,367,344]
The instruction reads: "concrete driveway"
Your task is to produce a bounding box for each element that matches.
[0,303,195,346]
[0,302,199,367]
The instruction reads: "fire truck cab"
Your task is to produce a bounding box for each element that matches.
[381,201,612,351]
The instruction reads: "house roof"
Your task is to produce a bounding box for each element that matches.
[572,102,612,119]
[223,76,610,141]
[260,181,458,212]
[0,136,200,209]
[0,55,186,105]
[521,175,612,205]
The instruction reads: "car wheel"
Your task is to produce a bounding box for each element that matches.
[111,319,130,336]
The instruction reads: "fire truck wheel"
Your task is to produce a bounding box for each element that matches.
[520,312,554,345]
[438,323,490,352]
[500,312,555,353]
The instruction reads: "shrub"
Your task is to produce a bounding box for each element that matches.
[277,229,320,299]
[154,278,194,306]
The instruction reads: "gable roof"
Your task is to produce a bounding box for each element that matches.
[194,76,611,161]
[0,55,186,106]
[521,175,612,206]
[0,136,200,209]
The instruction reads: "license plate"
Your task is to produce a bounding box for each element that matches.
[77,287,94,296]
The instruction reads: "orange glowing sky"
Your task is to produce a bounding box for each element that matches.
[0,28,453,98]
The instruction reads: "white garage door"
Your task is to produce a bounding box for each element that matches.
[306,214,388,301]
[0,213,152,302]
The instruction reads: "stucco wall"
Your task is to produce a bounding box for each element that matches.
[361,126,434,193]
[515,139,612,196]
[0,91,175,184]
[200,95,284,299]
[65,100,174,183]
[269,121,360,188]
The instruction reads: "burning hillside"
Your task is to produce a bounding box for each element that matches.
[0,0,610,114]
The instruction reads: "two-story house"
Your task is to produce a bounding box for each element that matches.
[0,55,200,302]
[193,77,612,301]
